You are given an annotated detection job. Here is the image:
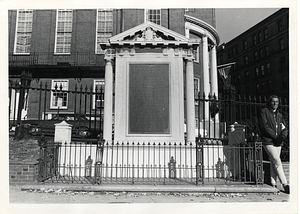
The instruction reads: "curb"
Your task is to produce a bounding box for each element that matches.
[19,183,278,194]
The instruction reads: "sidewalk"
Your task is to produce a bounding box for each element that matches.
[9,182,290,203]
[18,182,280,194]
[6,183,295,214]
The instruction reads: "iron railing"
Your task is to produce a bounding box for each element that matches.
[9,75,104,139]
[38,138,103,184]
[196,139,263,185]
[196,92,289,139]
[100,141,195,185]
[9,52,104,67]
[38,139,263,186]
[10,73,287,185]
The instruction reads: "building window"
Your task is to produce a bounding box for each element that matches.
[94,80,105,109]
[185,8,195,12]
[51,80,69,109]
[282,76,288,89]
[254,51,258,60]
[267,80,272,92]
[14,9,33,54]
[279,38,284,50]
[145,9,161,25]
[245,70,249,80]
[266,62,271,73]
[259,48,264,58]
[253,35,257,45]
[255,67,259,77]
[278,20,283,32]
[264,28,268,39]
[256,83,260,94]
[265,46,269,56]
[258,32,262,43]
[243,40,248,50]
[194,78,200,99]
[193,47,199,63]
[96,9,113,54]
[261,64,265,76]
[55,9,73,54]
[262,82,266,93]
[280,56,286,69]
[244,56,248,65]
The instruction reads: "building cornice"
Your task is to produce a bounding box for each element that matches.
[101,21,200,50]
[184,14,220,45]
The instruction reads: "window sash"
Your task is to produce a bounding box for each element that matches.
[279,39,284,49]
[258,32,262,42]
[265,46,269,56]
[55,9,73,54]
[244,56,248,65]
[93,80,105,109]
[193,47,199,63]
[255,67,259,77]
[145,9,161,25]
[244,40,248,50]
[14,9,33,54]
[267,62,271,73]
[264,29,268,39]
[194,78,200,101]
[96,9,113,54]
[253,35,257,45]
[254,51,258,60]
[261,65,265,75]
[51,80,69,109]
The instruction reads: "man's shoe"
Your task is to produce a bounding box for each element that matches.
[283,184,290,194]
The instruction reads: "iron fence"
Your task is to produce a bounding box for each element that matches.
[100,141,195,185]
[38,139,263,186]
[9,73,104,139]
[196,139,263,185]
[10,72,287,185]
[38,139,103,184]
[196,92,289,139]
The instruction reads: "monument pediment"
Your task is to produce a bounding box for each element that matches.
[101,22,198,49]
[111,22,188,42]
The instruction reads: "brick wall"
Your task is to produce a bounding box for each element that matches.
[10,160,39,185]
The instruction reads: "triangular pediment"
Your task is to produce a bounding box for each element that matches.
[109,22,189,43]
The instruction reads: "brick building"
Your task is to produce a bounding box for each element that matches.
[217,8,289,103]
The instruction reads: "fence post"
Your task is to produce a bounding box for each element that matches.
[254,141,264,185]
[37,135,47,182]
[196,140,204,185]
[15,71,32,137]
[54,121,73,144]
[227,122,246,180]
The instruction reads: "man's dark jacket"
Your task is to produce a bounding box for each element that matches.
[258,107,288,146]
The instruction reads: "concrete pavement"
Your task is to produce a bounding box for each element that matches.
[9,185,290,204]
[4,184,296,214]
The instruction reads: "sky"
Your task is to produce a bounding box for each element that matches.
[215,8,281,44]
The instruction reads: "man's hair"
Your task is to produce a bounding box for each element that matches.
[266,95,279,107]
